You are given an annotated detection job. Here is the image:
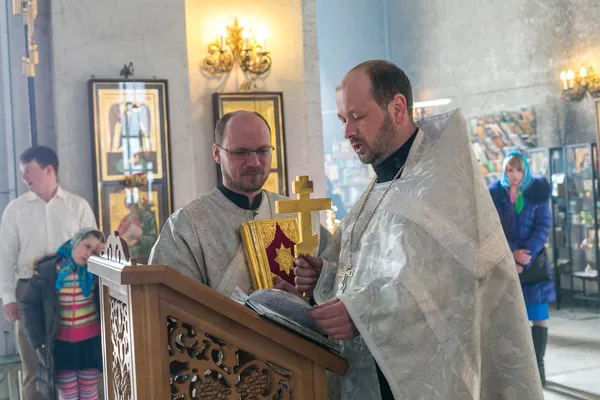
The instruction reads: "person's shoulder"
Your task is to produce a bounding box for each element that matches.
[59,187,91,207]
[1,192,31,217]
[524,176,551,204]
[488,179,506,199]
[32,254,58,283]
[167,196,211,225]
[265,191,290,202]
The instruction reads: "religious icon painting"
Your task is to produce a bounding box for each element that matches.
[99,183,170,264]
[212,92,288,196]
[89,80,171,182]
[88,79,173,262]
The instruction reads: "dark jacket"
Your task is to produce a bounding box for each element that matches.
[20,255,100,399]
[489,177,556,305]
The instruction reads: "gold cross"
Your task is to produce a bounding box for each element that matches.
[275,176,332,256]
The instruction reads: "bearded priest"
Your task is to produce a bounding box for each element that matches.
[289,61,544,400]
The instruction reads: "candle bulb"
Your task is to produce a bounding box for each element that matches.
[263,38,267,53]
[580,66,587,86]
[567,70,575,89]
[560,71,568,90]
[218,26,227,51]
[242,28,252,50]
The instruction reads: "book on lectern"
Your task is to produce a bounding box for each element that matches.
[232,287,341,355]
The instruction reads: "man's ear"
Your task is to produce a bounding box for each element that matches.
[389,94,408,125]
[213,143,221,164]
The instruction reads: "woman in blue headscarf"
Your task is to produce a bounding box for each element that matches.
[489,152,556,386]
[20,228,105,400]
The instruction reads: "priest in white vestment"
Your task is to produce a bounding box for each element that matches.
[149,110,331,296]
[292,61,544,399]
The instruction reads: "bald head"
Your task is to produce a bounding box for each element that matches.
[214,110,271,145]
[338,60,414,117]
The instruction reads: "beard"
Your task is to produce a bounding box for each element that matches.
[351,112,397,165]
[222,165,268,193]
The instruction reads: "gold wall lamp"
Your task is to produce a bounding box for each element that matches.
[13,0,39,77]
[559,66,600,101]
[203,18,271,77]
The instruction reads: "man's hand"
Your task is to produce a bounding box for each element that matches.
[3,302,20,322]
[516,263,524,274]
[308,298,358,340]
[513,249,531,265]
[273,276,304,300]
[294,254,323,295]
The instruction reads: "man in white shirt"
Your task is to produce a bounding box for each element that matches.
[0,146,97,400]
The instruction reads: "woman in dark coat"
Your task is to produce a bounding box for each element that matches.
[20,228,105,400]
[489,152,556,385]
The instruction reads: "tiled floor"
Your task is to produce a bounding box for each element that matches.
[543,306,600,399]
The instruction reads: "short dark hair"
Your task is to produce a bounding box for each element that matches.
[341,60,414,116]
[20,146,59,174]
[214,110,271,145]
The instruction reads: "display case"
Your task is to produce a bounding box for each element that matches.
[564,143,600,305]
[547,147,572,308]
[525,147,553,261]
[526,147,574,309]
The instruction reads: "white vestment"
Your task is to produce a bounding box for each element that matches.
[315,110,544,399]
[149,188,330,296]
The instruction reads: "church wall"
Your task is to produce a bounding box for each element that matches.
[33,0,56,150]
[48,1,196,209]
[184,0,328,199]
[386,0,600,147]
[316,0,389,153]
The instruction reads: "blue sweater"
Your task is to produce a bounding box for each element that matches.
[489,177,556,305]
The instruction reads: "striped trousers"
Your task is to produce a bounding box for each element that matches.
[55,369,100,400]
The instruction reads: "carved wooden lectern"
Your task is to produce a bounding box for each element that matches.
[88,233,347,400]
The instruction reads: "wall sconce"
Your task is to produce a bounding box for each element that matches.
[559,66,600,101]
[203,18,272,77]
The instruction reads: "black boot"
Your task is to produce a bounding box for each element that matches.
[531,326,548,386]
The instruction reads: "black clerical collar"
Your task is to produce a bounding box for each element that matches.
[218,183,263,210]
[373,128,419,183]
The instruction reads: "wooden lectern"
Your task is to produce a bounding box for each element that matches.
[88,233,347,400]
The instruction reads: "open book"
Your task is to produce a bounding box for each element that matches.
[232,287,341,355]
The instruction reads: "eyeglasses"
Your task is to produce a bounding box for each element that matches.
[217,144,274,158]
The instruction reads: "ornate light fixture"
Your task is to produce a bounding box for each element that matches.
[203,18,271,77]
[559,66,600,101]
[13,0,39,77]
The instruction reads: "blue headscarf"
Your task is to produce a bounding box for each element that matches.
[500,151,533,190]
[55,228,105,297]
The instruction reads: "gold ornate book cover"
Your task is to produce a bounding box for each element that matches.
[241,217,300,290]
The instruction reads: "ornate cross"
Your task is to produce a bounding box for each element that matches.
[275,176,332,256]
[337,268,354,292]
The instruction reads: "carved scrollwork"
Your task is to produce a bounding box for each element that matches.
[111,297,132,400]
[167,316,291,400]
[103,232,131,264]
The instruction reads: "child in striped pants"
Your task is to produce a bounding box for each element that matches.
[21,229,106,399]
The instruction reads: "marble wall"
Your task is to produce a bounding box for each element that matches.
[385,0,600,147]
[184,0,327,198]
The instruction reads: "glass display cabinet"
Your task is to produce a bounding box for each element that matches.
[547,147,572,308]
[564,143,600,305]
[525,147,553,268]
